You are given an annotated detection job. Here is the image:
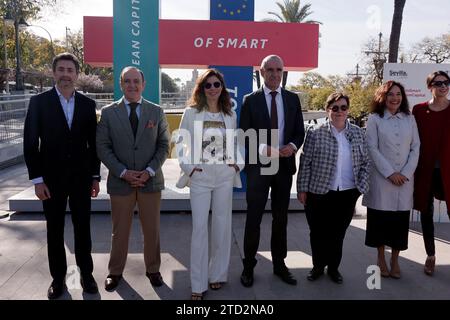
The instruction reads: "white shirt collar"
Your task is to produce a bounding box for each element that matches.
[123,97,143,105]
[384,110,404,119]
[55,85,75,100]
[262,84,282,96]
[329,120,349,134]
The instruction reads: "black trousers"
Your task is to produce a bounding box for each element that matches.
[243,167,292,269]
[305,188,360,271]
[43,181,93,282]
[420,168,450,256]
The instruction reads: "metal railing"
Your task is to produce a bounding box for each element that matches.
[0,96,30,144]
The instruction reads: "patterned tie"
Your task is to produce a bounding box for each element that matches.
[129,102,139,138]
[270,91,278,130]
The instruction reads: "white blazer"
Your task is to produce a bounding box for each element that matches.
[175,107,244,188]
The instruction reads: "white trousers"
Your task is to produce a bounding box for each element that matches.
[189,164,235,293]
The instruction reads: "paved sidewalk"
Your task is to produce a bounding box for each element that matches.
[1,211,450,300]
[1,163,450,300]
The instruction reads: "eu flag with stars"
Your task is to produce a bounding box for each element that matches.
[210,0,254,21]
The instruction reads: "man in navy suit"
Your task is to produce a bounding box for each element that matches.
[24,53,100,299]
[239,55,305,287]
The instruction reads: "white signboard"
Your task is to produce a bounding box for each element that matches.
[383,63,450,107]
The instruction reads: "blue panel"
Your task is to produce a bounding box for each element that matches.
[210,0,254,20]
[210,0,255,190]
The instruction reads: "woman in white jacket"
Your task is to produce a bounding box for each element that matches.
[176,69,244,300]
[363,81,420,279]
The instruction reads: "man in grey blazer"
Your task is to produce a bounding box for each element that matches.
[96,66,170,291]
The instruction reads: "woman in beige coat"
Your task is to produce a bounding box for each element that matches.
[363,81,420,279]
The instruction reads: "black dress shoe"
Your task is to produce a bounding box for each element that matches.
[81,275,98,294]
[146,272,164,287]
[104,274,122,291]
[47,280,66,300]
[274,266,297,285]
[327,269,343,284]
[240,268,254,288]
[307,268,324,281]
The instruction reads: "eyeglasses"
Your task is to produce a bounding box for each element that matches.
[204,81,222,89]
[431,80,450,88]
[329,104,349,112]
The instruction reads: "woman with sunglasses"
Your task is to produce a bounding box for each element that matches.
[175,69,244,300]
[362,81,420,279]
[412,70,450,276]
[297,92,370,284]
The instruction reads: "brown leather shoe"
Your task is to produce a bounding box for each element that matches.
[424,256,435,276]
[146,272,164,287]
[104,274,122,291]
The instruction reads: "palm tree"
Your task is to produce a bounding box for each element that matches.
[265,0,321,24]
[262,0,321,87]
[388,0,406,63]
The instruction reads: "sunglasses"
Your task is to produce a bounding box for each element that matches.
[329,104,349,112]
[431,80,450,88]
[204,81,222,89]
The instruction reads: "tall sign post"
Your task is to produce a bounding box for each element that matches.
[113,0,160,102]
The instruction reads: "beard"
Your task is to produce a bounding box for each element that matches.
[57,78,74,89]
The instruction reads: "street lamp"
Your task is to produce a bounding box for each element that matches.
[4,11,28,92]
[25,24,55,59]
[3,16,10,93]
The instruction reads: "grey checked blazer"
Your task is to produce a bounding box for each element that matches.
[96,98,170,195]
[297,120,370,195]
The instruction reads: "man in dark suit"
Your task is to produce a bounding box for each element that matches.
[239,55,305,287]
[96,66,170,291]
[23,53,101,299]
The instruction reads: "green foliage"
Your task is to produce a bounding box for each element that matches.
[344,81,377,126]
[291,72,377,126]
[264,0,321,24]
[0,0,58,21]
[161,72,179,93]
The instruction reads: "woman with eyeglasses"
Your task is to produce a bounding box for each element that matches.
[362,81,420,279]
[175,69,244,300]
[297,92,370,284]
[412,70,450,276]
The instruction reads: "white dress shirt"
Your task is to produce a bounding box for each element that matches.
[329,123,356,191]
[258,85,297,156]
[55,85,75,129]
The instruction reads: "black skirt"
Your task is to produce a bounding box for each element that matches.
[365,208,410,250]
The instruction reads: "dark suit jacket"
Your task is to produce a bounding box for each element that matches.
[23,87,100,190]
[239,87,305,175]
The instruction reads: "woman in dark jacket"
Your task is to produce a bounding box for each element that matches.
[413,70,450,276]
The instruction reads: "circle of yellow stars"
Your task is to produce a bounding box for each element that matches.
[217,0,248,16]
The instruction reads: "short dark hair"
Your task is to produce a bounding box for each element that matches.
[370,81,410,117]
[120,66,145,83]
[52,52,80,73]
[426,70,450,88]
[325,92,350,110]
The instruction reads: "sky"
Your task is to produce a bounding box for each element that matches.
[34,0,450,86]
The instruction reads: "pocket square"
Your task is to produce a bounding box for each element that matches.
[146,120,156,129]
